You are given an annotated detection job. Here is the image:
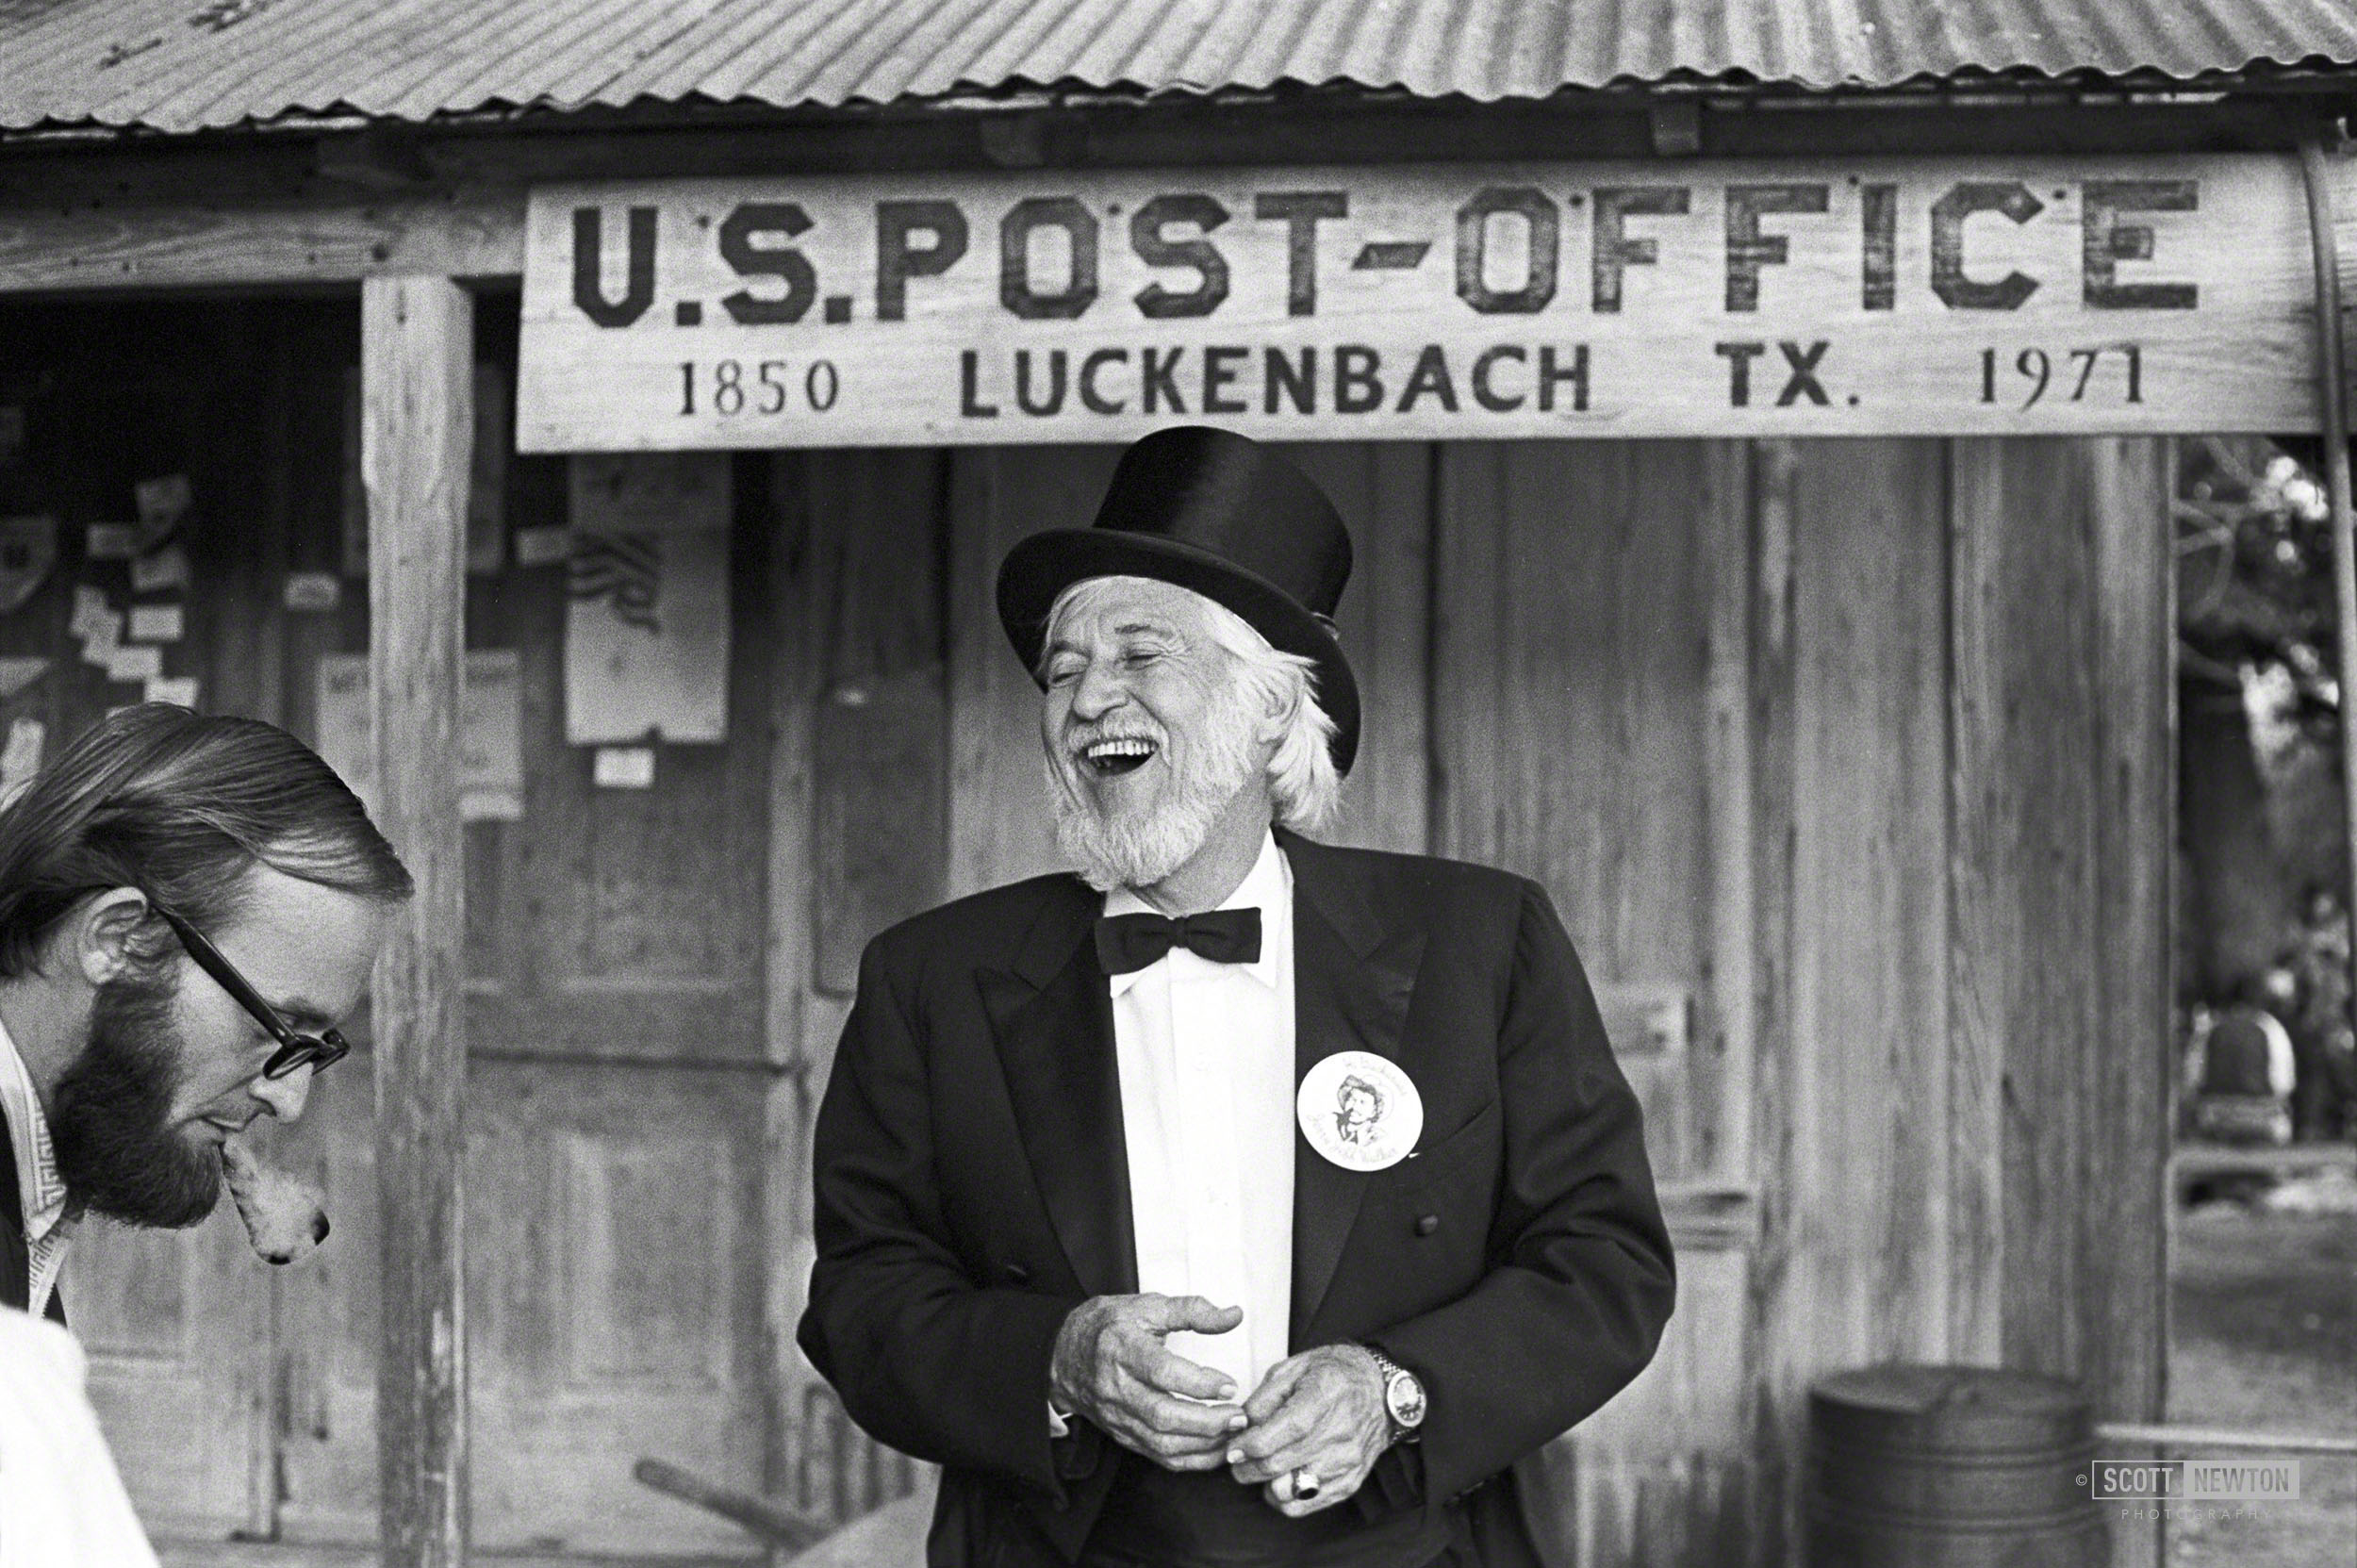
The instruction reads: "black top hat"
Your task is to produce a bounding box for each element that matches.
[997,426,1360,775]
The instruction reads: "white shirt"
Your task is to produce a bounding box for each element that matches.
[0,1307,161,1568]
[1104,833,1296,1395]
[0,1015,72,1318]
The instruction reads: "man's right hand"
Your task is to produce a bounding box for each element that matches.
[1049,1295,1248,1471]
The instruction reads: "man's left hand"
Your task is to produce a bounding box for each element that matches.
[1224,1345,1390,1515]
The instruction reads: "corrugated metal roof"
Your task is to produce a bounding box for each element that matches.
[2,0,2354,134]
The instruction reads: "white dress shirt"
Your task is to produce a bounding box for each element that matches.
[1104,832,1296,1395]
[0,1015,73,1318]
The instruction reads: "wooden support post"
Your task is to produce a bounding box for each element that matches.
[362,273,472,1568]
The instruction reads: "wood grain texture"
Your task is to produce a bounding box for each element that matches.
[1743,438,1801,1568]
[1746,439,1955,1568]
[944,446,1124,899]
[1697,440,1754,1182]
[1794,438,1953,1367]
[1556,1243,1754,1568]
[362,273,472,1568]
[1277,443,1433,855]
[2088,438,2172,1568]
[1433,439,1715,1177]
[1953,437,2101,1382]
[794,449,951,1525]
[517,157,2357,450]
[762,450,826,1531]
[0,193,525,293]
[805,450,950,998]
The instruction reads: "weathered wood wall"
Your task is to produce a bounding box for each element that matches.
[1748,437,2172,1568]
[11,294,2169,1568]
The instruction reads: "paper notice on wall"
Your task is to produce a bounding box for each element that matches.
[77,610,124,663]
[143,676,199,708]
[0,718,43,810]
[591,745,655,789]
[103,645,162,683]
[84,522,137,560]
[127,603,184,642]
[315,650,526,822]
[564,453,730,745]
[0,657,48,701]
[69,586,109,640]
[513,524,573,568]
[131,545,190,594]
[284,572,340,612]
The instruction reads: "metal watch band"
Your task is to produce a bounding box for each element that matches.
[1364,1346,1425,1443]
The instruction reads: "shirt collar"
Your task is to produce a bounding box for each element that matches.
[0,1013,68,1245]
[1104,830,1289,997]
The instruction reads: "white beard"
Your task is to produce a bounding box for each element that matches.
[1047,675,1264,894]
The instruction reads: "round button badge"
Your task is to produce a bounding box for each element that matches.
[1296,1050,1424,1172]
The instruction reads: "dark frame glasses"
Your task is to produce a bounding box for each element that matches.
[149,903,350,1081]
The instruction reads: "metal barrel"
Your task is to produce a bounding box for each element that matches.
[1806,1364,2109,1568]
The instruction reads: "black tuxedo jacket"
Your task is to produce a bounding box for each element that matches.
[798,833,1673,1566]
[1,1106,68,1326]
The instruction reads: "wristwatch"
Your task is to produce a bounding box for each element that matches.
[1364,1346,1426,1444]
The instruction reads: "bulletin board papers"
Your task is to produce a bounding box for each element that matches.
[316,650,526,822]
[563,453,731,745]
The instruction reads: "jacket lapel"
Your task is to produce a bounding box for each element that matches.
[981,882,1139,1299]
[1284,834,1428,1342]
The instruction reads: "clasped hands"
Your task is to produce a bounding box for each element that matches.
[1048,1293,1392,1516]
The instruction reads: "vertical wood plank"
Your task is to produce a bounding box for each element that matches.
[1434,440,1715,1178]
[2087,437,2172,1568]
[362,273,471,1568]
[1429,444,1504,877]
[1698,441,1754,1183]
[1946,439,2010,1369]
[1951,437,2102,1380]
[764,450,830,1533]
[1750,439,1950,1568]
[795,448,949,1526]
[1745,438,1801,1568]
[809,451,948,999]
[945,447,1123,899]
[1277,444,1432,854]
[1797,438,1953,1364]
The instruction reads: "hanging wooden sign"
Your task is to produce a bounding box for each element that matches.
[519,155,2347,449]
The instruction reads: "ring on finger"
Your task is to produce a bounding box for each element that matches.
[1291,1466,1322,1501]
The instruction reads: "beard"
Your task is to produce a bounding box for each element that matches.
[50,967,222,1229]
[1048,672,1264,894]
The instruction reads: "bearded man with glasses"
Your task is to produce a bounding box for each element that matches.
[0,701,411,1325]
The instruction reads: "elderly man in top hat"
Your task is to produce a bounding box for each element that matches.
[799,427,1673,1568]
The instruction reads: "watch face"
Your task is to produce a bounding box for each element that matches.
[1386,1369,1427,1428]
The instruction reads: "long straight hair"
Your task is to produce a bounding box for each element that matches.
[0,704,411,976]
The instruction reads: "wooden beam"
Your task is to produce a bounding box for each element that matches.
[0,192,523,294]
[363,273,472,1568]
[2085,437,2172,1568]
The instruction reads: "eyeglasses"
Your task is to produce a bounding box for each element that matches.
[149,904,350,1081]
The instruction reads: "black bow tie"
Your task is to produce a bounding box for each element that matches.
[1094,908,1263,976]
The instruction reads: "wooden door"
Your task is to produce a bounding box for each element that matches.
[1432,440,1759,1565]
[272,428,781,1556]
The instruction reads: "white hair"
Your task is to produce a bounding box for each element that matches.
[1041,576,1343,835]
